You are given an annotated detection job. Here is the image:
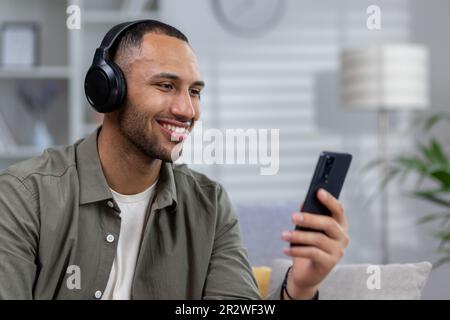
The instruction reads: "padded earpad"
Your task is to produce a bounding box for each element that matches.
[108,61,126,110]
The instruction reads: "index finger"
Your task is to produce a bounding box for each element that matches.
[317,188,347,230]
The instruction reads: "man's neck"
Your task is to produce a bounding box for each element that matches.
[97,123,161,195]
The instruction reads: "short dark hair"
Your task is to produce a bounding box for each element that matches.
[111,20,189,68]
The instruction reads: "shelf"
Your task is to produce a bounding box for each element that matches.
[0,2,162,162]
[0,66,71,79]
[83,10,159,24]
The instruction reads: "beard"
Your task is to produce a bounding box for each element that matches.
[117,101,178,162]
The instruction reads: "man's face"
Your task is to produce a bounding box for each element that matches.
[116,33,204,162]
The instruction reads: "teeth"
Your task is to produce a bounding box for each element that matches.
[161,123,187,134]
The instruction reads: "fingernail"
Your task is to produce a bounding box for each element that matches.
[282,231,291,240]
[294,213,304,222]
[319,188,328,199]
[283,248,290,254]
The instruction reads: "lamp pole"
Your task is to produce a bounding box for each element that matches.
[378,109,390,264]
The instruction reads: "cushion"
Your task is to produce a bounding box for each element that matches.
[269,258,432,300]
[252,266,272,298]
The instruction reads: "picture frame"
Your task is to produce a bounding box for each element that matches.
[0,22,39,67]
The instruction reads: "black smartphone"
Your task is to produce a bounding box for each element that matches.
[294,151,352,234]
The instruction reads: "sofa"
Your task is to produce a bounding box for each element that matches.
[253,259,432,299]
[235,202,432,299]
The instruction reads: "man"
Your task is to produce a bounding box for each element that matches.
[0,20,349,299]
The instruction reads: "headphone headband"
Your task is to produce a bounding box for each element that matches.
[93,20,150,64]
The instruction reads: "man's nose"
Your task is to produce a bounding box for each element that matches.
[170,90,196,120]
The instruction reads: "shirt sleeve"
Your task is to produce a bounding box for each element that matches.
[202,183,262,300]
[0,173,39,299]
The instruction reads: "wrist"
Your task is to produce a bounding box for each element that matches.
[281,267,319,300]
[286,280,318,300]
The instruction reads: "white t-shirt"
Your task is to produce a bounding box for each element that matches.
[102,180,157,300]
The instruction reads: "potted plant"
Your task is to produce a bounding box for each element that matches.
[381,112,450,267]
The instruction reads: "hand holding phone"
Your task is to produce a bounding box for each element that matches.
[284,151,352,295]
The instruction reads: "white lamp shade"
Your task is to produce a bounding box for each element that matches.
[341,44,430,110]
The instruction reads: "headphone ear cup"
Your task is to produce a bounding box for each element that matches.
[85,65,110,113]
[84,62,126,113]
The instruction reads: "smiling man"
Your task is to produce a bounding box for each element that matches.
[0,20,349,300]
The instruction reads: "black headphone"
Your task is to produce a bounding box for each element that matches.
[84,20,151,113]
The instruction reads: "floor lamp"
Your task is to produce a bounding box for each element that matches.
[341,44,429,264]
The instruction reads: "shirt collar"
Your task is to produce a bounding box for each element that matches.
[76,127,178,210]
[153,159,178,211]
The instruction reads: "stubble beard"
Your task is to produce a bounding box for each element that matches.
[117,101,175,162]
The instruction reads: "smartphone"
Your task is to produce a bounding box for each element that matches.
[295,151,352,234]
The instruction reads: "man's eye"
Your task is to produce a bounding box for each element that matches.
[190,89,201,98]
[158,83,174,90]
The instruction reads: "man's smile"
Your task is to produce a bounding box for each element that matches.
[155,118,191,142]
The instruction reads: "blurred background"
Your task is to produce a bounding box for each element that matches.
[0,0,449,298]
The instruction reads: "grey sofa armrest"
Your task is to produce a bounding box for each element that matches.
[268,258,432,300]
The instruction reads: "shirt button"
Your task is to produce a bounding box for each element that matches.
[106,234,115,243]
[107,200,114,208]
[94,290,102,299]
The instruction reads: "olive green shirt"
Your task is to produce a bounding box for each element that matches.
[0,128,282,300]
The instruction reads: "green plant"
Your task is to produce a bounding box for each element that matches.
[382,112,450,267]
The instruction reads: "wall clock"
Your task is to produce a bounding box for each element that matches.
[212,0,285,37]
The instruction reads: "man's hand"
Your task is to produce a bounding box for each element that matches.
[280,188,350,299]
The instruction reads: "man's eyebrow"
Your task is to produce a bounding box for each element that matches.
[193,80,205,88]
[151,72,205,88]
